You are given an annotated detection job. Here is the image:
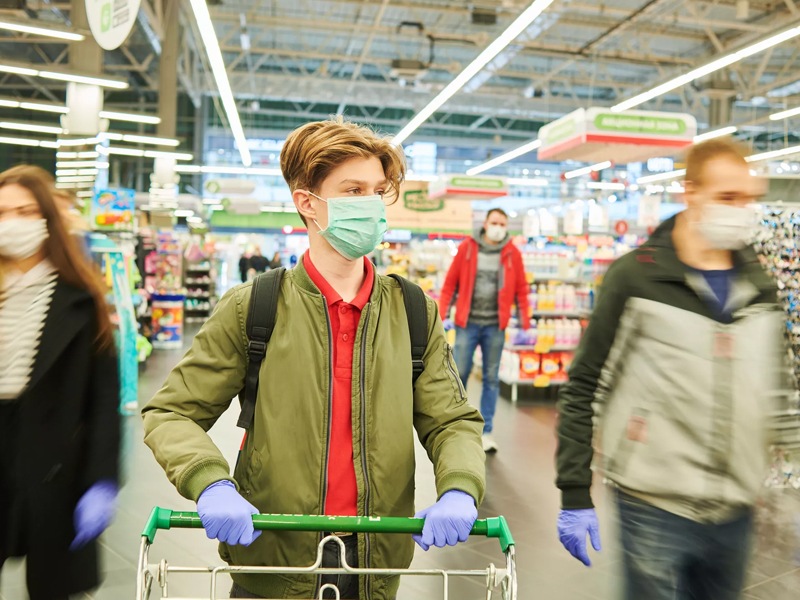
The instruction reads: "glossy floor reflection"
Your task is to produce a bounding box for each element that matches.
[1,332,798,599]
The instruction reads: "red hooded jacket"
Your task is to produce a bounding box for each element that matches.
[439,236,531,330]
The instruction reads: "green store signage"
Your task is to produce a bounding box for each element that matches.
[447,176,506,190]
[542,116,578,145]
[594,113,687,136]
[404,190,444,212]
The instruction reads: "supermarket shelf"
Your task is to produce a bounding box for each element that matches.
[185,317,208,324]
[187,267,211,273]
[185,279,211,285]
[531,310,591,318]
[505,344,579,352]
[186,294,210,299]
[529,275,585,284]
[500,376,567,402]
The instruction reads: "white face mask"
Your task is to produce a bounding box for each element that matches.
[0,218,49,260]
[695,203,754,250]
[485,224,507,243]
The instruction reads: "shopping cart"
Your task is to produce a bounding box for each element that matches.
[137,507,517,600]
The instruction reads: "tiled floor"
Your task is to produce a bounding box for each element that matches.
[1,331,798,599]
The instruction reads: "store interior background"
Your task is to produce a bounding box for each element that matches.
[1,0,800,598]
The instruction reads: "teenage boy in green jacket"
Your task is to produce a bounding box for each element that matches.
[142,119,486,600]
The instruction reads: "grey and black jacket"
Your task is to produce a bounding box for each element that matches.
[556,216,789,523]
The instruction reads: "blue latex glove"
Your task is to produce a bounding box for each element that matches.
[443,318,455,331]
[197,480,262,546]
[558,509,601,566]
[70,480,118,550]
[413,490,477,551]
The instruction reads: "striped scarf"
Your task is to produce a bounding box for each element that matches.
[0,261,58,400]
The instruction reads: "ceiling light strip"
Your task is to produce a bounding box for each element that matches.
[466,139,542,176]
[612,24,800,112]
[0,20,85,41]
[392,0,556,146]
[564,160,612,180]
[693,126,738,143]
[0,62,128,89]
[189,0,251,166]
[769,106,800,121]
[637,169,686,184]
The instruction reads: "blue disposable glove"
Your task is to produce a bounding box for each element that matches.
[70,480,118,550]
[558,509,601,567]
[443,318,455,331]
[197,480,262,546]
[413,490,477,551]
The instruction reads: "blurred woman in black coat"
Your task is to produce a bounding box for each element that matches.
[0,165,120,599]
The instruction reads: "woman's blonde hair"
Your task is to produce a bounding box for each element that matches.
[280,118,406,216]
[0,165,114,349]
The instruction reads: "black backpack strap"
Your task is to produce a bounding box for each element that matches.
[238,267,285,429]
[389,274,428,385]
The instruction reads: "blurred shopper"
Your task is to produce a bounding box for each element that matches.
[249,247,269,274]
[143,118,485,600]
[439,208,530,453]
[0,166,120,600]
[555,139,787,600]
[269,250,282,270]
[238,251,251,283]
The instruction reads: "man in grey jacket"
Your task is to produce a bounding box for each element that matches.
[555,138,789,600]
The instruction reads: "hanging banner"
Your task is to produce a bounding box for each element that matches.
[86,0,142,51]
[385,181,473,233]
[589,203,610,232]
[427,175,508,201]
[539,209,559,237]
[522,212,540,238]
[564,203,585,235]
[92,188,135,231]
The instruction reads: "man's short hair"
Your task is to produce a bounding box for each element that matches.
[685,138,749,186]
[485,208,508,221]
[281,118,406,225]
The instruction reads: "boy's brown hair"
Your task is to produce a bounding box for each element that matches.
[685,137,749,186]
[280,118,406,224]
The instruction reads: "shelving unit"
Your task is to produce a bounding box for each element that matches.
[184,262,215,324]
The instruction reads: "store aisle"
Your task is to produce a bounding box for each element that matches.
[1,331,798,600]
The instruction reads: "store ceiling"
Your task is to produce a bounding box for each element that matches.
[2,0,800,150]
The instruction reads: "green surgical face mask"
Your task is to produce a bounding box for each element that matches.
[309,193,388,261]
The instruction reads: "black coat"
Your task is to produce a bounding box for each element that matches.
[0,280,120,599]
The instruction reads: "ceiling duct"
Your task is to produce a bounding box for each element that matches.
[390,22,433,84]
[471,8,498,25]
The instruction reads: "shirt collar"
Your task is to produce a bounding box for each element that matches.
[303,251,374,309]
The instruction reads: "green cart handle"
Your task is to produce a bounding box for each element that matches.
[142,507,515,553]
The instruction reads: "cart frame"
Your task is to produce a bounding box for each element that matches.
[137,507,517,600]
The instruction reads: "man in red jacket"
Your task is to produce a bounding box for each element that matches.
[439,208,530,452]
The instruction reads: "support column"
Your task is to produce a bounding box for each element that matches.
[157,0,180,140]
[704,71,736,129]
[70,0,102,74]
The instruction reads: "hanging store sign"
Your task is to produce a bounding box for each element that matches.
[539,108,696,164]
[386,181,472,233]
[428,175,508,201]
[86,0,141,51]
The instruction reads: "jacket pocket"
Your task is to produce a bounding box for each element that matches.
[445,345,468,403]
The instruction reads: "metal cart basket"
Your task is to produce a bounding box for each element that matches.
[137,507,517,600]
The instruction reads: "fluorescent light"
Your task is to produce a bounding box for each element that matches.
[189,0,251,166]
[99,110,161,125]
[210,204,225,211]
[38,70,128,89]
[0,19,85,41]
[0,121,63,135]
[637,169,686,184]
[0,64,38,77]
[466,139,542,176]
[56,160,108,169]
[746,144,800,163]
[564,161,612,180]
[57,175,96,183]
[612,25,800,112]
[174,165,282,176]
[694,126,738,143]
[40,141,58,149]
[587,181,626,191]
[56,168,98,177]
[103,147,193,161]
[20,101,69,114]
[0,134,43,147]
[174,209,195,217]
[0,97,69,114]
[57,151,98,159]
[145,150,193,160]
[769,106,800,121]
[120,133,179,147]
[507,177,549,187]
[76,191,93,198]
[392,0,555,145]
[57,136,102,147]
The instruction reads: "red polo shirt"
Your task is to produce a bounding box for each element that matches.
[303,252,374,516]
